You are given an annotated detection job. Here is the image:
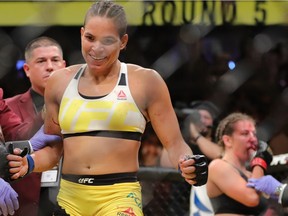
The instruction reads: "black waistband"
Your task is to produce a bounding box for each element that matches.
[61,172,138,186]
[63,131,142,141]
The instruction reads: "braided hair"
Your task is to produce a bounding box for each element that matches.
[215,112,255,149]
[84,0,127,38]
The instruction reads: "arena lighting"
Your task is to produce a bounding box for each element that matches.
[16,60,25,71]
[228,60,236,70]
[16,59,25,78]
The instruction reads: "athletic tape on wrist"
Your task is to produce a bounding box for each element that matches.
[26,154,35,174]
[250,157,267,171]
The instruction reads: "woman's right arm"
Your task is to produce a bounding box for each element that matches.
[207,159,262,207]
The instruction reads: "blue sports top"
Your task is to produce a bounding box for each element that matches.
[58,63,147,141]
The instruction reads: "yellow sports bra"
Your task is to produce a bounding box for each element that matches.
[58,63,146,141]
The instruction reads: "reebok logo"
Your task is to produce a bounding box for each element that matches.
[117,90,127,100]
[78,178,94,184]
[117,207,136,216]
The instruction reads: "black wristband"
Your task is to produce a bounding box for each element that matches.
[194,134,202,143]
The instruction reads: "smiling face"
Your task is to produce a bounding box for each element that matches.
[23,45,66,95]
[80,16,128,73]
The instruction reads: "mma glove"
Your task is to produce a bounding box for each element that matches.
[250,140,273,173]
[5,143,34,179]
[179,154,208,186]
[2,141,29,182]
[0,140,12,182]
[5,125,61,178]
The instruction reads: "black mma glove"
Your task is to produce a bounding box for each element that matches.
[0,141,29,182]
[250,140,273,172]
[183,154,208,186]
[5,141,32,155]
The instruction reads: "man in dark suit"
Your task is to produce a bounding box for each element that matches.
[0,88,35,141]
[0,87,61,216]
[5,36,66,216]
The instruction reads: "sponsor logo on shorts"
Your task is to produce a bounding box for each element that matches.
[117,207,136,216]
[127,192,142,209]
[78,178,94,184]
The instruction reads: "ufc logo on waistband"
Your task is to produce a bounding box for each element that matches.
[78,178,95,184]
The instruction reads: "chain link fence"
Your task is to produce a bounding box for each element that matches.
[139,167,191,216]
[138,164,288,216]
